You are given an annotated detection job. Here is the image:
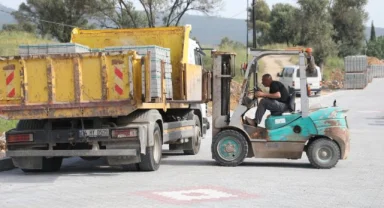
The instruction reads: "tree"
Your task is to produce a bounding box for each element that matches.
[370,21,376,42]
[219,37,245,50]
[91,0,147,28]
[137,0,223,27]
[247,0,271,46]
[330,0,368,57]
[296,0,338,68]
[366,36,384,59]
[269,3,299,46]
[12,0,95,42]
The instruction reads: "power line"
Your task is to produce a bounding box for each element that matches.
[229,2,258,19]
[0,8,80,28]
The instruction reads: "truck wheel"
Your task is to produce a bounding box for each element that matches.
[184,116,202,155]
[307,138,341,169]
[21,157,63,173]
[139,123,162,171]
[211,130,248,167]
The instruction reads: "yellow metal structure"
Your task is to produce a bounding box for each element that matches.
[71,25,193,100]
[0,25,204,120]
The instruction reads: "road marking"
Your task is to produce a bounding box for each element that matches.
[136,186,258,204]
[357,111,382,113]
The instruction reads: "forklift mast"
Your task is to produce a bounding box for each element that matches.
[211,51,237,137]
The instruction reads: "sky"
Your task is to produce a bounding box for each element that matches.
[1,0,382,27]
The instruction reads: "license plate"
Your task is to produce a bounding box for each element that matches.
[79,129,109,138]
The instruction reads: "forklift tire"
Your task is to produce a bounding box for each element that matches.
[183,116,202,155]
[138,123,162,171]
[307,138,341,169]
[211,129,248,167]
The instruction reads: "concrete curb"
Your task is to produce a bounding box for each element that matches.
[0,157,15,172]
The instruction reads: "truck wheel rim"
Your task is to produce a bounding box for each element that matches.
[217,137,242,161]
[153,131,161,164]
[316,146,333,163]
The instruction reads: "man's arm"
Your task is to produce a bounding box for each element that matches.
[255,82,281,99]
[256,91,281,99]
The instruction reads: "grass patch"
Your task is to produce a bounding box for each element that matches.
[0,31,54,56]
[0,119,17,133]
[323,56,344,81]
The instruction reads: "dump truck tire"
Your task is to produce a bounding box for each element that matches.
[21,157,63,173]
[307,138,341,169]
[211,129,248,167]
[139,123,162,171]
[183,116,202,155]
[16,120,63,173]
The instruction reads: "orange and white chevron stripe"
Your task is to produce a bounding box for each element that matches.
[5,69,15,98]
[114,65,124,95]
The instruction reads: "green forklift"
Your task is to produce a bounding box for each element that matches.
[210,49,350,169]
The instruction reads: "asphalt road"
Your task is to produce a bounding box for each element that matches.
[0,80,384,208]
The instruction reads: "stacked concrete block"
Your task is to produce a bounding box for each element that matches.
[370,65,384,78]
[344,56,368,89]
[19,43,90,56]
[344,73,368,89]
[105,45,173,99]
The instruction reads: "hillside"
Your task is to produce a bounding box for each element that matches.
[0,4,17,26]
[0,4,383,45]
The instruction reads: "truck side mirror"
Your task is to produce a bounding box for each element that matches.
[277,72,281,77]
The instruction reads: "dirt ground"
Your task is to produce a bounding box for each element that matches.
[261,55,294,79]
[368,56,384,65]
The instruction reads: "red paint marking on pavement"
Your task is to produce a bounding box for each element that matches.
[135,186,259,205]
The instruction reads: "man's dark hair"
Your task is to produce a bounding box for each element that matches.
[262,74,272,79]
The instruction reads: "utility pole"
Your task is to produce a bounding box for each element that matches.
[252,0,257,49]
[246,0,249,61]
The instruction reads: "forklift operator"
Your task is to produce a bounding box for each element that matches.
[246,74,289,126]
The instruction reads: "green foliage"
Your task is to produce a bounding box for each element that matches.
[366,36,384,59]
[0,119,18,133]
[370,21,376,42]
[248,0,271,46]
[13,0,96,42]
[297,0,338,66]
[330,0,368,57]
[91,0,147,28]
[0,31,55,56]
[269,3,298,46]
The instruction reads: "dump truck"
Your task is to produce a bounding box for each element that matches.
[0,25,212,172]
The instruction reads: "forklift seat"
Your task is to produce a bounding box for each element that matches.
[270,86,296,116]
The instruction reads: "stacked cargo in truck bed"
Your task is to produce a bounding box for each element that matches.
[17,43,173,100]
[105,45,173,99]
[19,43,90,56]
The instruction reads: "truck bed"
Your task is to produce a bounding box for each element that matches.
[0,51,169,120]
[0,25,206,120]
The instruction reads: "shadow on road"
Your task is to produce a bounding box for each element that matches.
[162,159,313,169]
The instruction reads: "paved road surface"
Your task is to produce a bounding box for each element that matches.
[1,80,384,208]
